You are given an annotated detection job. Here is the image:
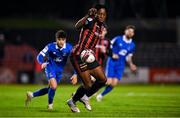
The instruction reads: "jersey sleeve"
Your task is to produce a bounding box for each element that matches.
[84,17,94,28]
[111,36,118,46]
[126,44,135,61]
[128,44,136,56]
[110,36,119,52]
[37,44,50,64]
[68,44,73,55]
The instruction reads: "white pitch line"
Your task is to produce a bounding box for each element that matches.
[119,92,180,97]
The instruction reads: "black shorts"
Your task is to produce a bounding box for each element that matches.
[70,53,100,72]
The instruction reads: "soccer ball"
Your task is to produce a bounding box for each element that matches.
[80,49,95,63]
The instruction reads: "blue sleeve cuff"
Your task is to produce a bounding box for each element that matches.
[37,53,44,64]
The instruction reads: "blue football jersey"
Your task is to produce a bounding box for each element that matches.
[37,42,72,73]
[110,35,135,68]
[105,35,135,80]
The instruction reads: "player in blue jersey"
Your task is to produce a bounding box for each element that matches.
[25,30,72,110]
[96,25,137,101]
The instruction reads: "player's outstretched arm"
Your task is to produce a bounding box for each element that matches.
[75,15,88,29]
[126,55,137,72]
[37,53,49,69]
[37,45,50,69]
[41,62,48,69]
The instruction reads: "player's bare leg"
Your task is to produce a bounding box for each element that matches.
[67,69,93,112]
[96,78,112,102]
[84,66,107,97]
[96,78,117,102]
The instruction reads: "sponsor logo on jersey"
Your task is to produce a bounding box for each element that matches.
[119,49,127,56]
[54,57,63,62]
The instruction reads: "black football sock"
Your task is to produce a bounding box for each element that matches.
[72,85,87,103]
[86,80,106,97]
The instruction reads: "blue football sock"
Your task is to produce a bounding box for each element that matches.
[33,87,49,97]
[48,88,56,104]
[101,85,113,96]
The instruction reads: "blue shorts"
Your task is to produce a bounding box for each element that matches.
[45,64,62,83]
[105,58,124,80]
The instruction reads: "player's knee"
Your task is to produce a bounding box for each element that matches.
[106,78,112,85]
[112,80,118,87]
[50,84,57,90]
[111,83,117,87]
[50,82,57,89]
[84,82,93,89]
[108,83,113,86]
[49,78,57,89]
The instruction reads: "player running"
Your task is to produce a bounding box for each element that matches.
[25,30,72,110]
[70,27,118,110]
[96,25,137,101]
[66,4,109,113]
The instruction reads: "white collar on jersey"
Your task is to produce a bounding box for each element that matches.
[123,35,132,44]
[56,43,66,50]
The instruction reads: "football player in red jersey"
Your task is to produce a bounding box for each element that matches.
[67,4,109,113]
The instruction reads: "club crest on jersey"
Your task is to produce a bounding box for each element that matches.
[87,18,93,21]
[127,47,131,50]
[85,18,93,25]
[63,53,67,56]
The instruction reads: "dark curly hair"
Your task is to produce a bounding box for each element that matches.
[94,4,108,19]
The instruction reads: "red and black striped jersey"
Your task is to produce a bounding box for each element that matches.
[94,38,111,65]
[73,17,107,55]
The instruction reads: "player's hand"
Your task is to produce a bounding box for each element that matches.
[112,53,119,59]
[130,63,137,72]
[70,74,78,85]
[88,8,97,16]
[41,62,48,69]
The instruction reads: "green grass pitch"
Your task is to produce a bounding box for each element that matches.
[0,84,180,117]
